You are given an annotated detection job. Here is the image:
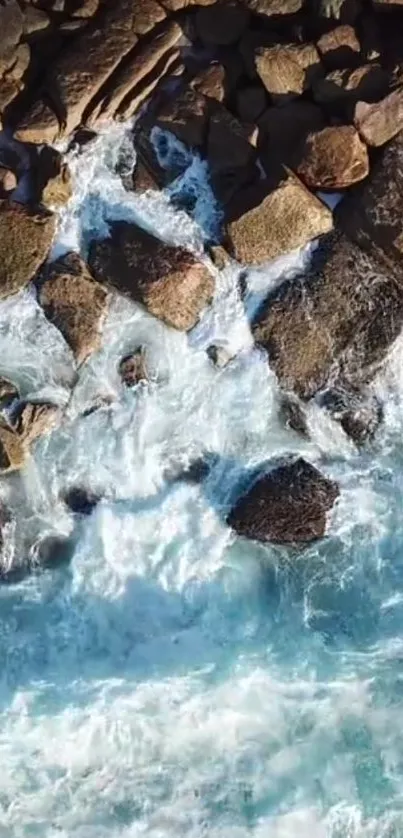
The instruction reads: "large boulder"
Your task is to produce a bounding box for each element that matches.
[296,125,369,190]
[339,131,403,263]
[154,87,210,149]
[88,222,214,331]
[227,457,339,544]
[354,87,403,147]
[252,232,403,398]
[0,201,55,298]
[39,253,109,364]
[255,43,323,103]
[225,172,333,265]
[206,103,258,203]
[195,1,250,46]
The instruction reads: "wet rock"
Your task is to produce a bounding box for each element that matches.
[14,401,61,444]
[296,125,369,190]
[206,343,234,368]
[0,376,19,404]
[0,201,55,299]
[208,244,232,270]
[119,348,148,387]
[252,232,403,399]
[279,394,309,437]
[258,101,325,173]
[255,43,323,104]
[31,533,76,568]
[354,87,403,147]
[225,173,333,266]
[227,457,339,544]
[206,103,258,203]
[62,486,101,516]
[39,252,108,364]
[313,64,389,113]
[339,131,403,263]
[316,24,361,69]
[88,222,214,332]
[190,64,226,103]
[0,426,27,473]
[15,0,142,142]
[155,87,209,149]
[236,85,267,123]
[195,1,249,46]
[319,386,383,444]
[0,167,17,195]
[132,160,160,192]
[33,146,72,209]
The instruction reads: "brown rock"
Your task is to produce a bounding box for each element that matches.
[206,103,258,203]
[313,64,389,112]
[92,20,182,123]
[208,243,232,269]
[236,85,267,122]
[258,101,326,174]
[34,147,72,209]
[71,0,99,17]
[317,24,361,69]
[372,0,403,7]
[195,1,249,46]
[0,377,19,403]
[226,173,333,266]
[354,87,403,147]
[132,160,160,192]
[155,87,209,149]
[0,201,55,299]
[117,50,182,122]
[227,457,339,544]
[23,6,50,35]
[252,232,403,398]
[339,131,403,263]
[244,0,303,14]
[279,395,309,437]
[0,0,23,77]
[0,426,27,473]
[14,402,61,445]
[88,222,214,332]
[119,348,148,386]
[190,64,226,103]
[313,0,362,23]
[15,0,144,143]
[39,252,108,364]
[297,125,369,190]
[255,43,322,103]
[0,167,17,195]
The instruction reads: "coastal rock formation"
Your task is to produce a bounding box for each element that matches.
[296,125,369,189]
[13,402,62,444]
[316,24,361,69]
[255,43,323,103]
[0,201,55,298]
[0,425,27,473]
[227,457,339,544]
[119,348,149,387]
[39,253,109,364]
[89,222,214,331]
[354,88,403,147]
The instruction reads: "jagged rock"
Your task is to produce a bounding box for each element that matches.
[6,42,30,83]
[225,173,333,266]
[88,222,214,331]
[244,0,303,14]
[258,101,325,173]
[313,64,389,113]
[195,1,249,46]
[118,51,182,122]
[0,167,17,195]
[255,43,323,103]
[318,386,383,444]
[132,160,159,192]
[206,343,235,367]
[206,103,258,203]
[33,146,72,209]
[0,201,55,298]
[119,348,148,386]
[71,0,99,17]
[15,0,143,143]
[279,395,309,437]
[39,252,108,364]
[339,131,403,263]
[190,64,226,103]
[236,85,267,123]
[354,87,403,147]
[23,6,50,35]
[62,486,100,515]
[0,0,23,77]
[296,125,369,190]
[91,20,182,123]
[252,232,403,399]
[155,87,209,149]
[13,401,61,444]
[0,426,27,473]
[317,24,361,69]
[0,376,19,404]
[227,457,339,544]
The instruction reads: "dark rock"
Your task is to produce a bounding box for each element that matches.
[39,252,109,364]
[195,1,249,46]
[319,386,383,444]
[0,201,55,299]
[88,222,214,331]
[206,102,258,203]
[119,348,148,387]
[33,146,72,209]
[316,24,361,69]
[311,0,362,23]
[313,64,389,114]
[354,87,403,147]
[117,50,183,123]
[258,101,326,173]
[225,173,333,265]
[132,160,160,192]
[236,84,267,123]
[206,343,234,367]
[227,457,339,544]
[155,86,210,149]
[296,125,369,190]
[252,232,403,399]
[190,64,227,103]
[255,43,323,104]
[31,533,76,568]
[279,395,309,437]
[62,486,101,515]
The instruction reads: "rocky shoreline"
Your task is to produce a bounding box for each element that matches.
[0,0,403,566]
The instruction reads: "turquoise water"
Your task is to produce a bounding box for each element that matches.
[0,124,403,836]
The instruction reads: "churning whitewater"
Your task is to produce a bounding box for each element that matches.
[1,123,403,837]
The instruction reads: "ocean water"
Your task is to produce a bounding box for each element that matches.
[1,122,403,837]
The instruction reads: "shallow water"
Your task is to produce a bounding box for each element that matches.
[1,123,403,837]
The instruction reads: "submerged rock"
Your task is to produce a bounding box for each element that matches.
[62,487,101,516]
[206,344,235,368]
[0,376,19,405]
[0,201,55,299]
[319,386,383,444]
[88,222,214,331]
[31,533,76,569]
[227,457,339,544]
[119,348,149,387]
[39,253,109,364]
[279,395,309,438]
